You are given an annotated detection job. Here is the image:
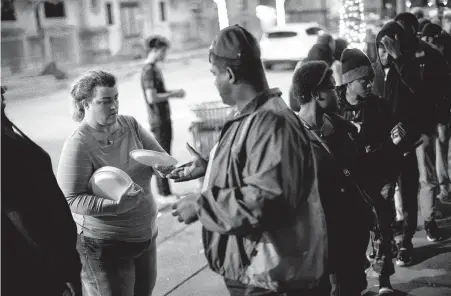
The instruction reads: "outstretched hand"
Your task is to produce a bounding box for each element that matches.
[166,143,208,182]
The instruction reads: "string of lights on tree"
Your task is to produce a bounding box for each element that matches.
[339,0,366,50]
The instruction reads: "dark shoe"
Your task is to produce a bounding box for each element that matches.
[437,189,450,202]
[396,246,413,267]
[379,276,395,295]
[425,220,444,242]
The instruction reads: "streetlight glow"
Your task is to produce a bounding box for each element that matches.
[276,0,286,26]
[213,0,229,29]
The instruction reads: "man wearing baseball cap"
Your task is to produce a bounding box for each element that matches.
[293,60,380,295]
[170,25,330,295]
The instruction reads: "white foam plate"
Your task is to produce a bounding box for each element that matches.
[130,149,178,167]
[89,166,133,201]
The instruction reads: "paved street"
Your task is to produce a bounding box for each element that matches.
[4,59,451,296]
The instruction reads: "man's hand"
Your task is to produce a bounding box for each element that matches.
[171,193,199,224]
[167,143,208,182]
[381,35,402,60]
[172,89,186,99]
[391,122,406,145]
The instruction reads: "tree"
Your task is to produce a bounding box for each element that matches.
[339,0,366,50]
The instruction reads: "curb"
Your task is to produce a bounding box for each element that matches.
[3,48,208,101]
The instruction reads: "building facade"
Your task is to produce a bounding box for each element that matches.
[1,0,220,75]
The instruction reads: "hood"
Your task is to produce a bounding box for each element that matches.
[317,33,334,46]
[375,21,408,66]
[306,44,334,65]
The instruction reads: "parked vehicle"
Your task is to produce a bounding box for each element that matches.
[260,22,324,69]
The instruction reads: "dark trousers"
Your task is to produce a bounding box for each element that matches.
[151,123,173,196]
[391,152,420,248]
[367,182,396,277]
[224,278,331,296]
[334,221,370,296]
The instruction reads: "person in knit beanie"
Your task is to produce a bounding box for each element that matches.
[338,48,402,295]
[294,60,377,295]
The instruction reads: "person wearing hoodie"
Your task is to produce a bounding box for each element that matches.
[306,33,336,66]
[376,16,449,266]
[337,48,401,295]
[394,11,450,236]
[421,22,451,204]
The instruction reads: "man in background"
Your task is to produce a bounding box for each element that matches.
[141,36,186,199]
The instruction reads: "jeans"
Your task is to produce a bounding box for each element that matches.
[416,133,439,222]
[151,123,173,196]
[224,278,331,296]
[77,234,157,296]
[436,123,450,191]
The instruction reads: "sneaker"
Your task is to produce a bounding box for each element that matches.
[425,220,444,242]
[437,189,449,201]
[396,247,413,267]
[379,276,395,295]
[366,249,376,262]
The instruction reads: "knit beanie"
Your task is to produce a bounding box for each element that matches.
[291,61,335,99]
[422,23,443,38]
[340,48,374,85]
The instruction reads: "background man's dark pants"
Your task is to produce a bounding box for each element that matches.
[151,122,173,196]
[393,153,420,248]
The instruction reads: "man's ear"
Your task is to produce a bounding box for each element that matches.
[226,67,236,84]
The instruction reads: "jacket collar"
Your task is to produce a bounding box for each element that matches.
[232,88,282,120]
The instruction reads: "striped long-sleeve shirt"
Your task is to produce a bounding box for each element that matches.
[57,115,165,242]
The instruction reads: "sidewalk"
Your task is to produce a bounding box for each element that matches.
[2,47,208,100]
[158,201,451,296]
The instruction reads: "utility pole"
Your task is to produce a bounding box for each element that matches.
[397,0,406,13]
[276,0,286,26]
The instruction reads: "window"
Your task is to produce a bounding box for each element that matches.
[120,3,140,36]
[91,0,100,14]
[267,31,298,39]
[106,3,114,25]
[1,0,16,21]
[159,1,166,22]
[44,1,66,18]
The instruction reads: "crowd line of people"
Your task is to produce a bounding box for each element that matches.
[2,8,451,296]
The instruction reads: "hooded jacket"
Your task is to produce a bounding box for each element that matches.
[337,91,400,184]
[198,89,328,291]
[375,21,451,140]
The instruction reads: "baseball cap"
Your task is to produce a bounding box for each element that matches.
[209,24,261,60]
